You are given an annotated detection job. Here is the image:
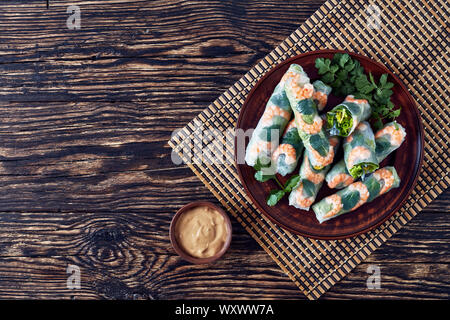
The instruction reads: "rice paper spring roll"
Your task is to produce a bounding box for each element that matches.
[272,119,304,176]
[289,136,340,210]
[326,95,371,136]
[283,64,334,170]
[374,121,407,162]
[312,166,400,223]
[312,80,332,111]
[344,121,379,179]
[245,70,292,167]
[325,159,355,189]
[326,121,406,189]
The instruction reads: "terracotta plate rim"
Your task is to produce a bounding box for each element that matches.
[234,49,424,240]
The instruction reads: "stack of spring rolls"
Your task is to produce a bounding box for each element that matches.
[245,64,406,223]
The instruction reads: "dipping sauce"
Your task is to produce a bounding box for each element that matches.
[174,206,229,259]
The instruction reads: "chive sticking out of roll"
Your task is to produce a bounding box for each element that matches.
[312,166,400,223]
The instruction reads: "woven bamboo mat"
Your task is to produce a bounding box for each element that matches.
[169,0,449,299]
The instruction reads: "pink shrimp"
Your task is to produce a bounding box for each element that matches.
[260,104,291,126]
[249,140,271,155]
[301,155,325,184]
[375,124,405,147]
[346,135,353,143]
[313,91,328,109]
[345,95,368,105]
[272,143,297,164]
[296,114,323,135]
[308,142,335,168]
[322,194,343,219]
[373,168,395,194]
[357,122,368,131]
[347,146,371,169]
[329,137,340,148]
[294,183,315,209]
[281,71,299,84]
[284,119,297,133]
[328,173,354,189]
[292,83,314,100]
[347,182,370,210]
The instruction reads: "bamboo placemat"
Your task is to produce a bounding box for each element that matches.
[169,0,449,299]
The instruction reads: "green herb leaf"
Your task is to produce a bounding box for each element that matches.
[321,71,335,84]
[344,59,355,72]
[390,108,401,118]
[267,189,286,206]
[309,134,330,157]
[338,53,350,68]
[315,58,331,75]
[296,99,315,115]
[283,175,300,192]
[253,158,264,171]
[342,190,360,211]
[379,74,387,87]
[254,170,275,182]
[383,82,394,89]
[314,54,401,129]
[302,179,316,197]
[330,64,339,74]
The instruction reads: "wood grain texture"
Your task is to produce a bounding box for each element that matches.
[0,0,448,299]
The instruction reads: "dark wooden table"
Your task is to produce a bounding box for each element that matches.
[0,0,448,299]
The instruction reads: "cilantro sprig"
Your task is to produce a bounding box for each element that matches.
[315,53,401,130]
[253,159,300,206]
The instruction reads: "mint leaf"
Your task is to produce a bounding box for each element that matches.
[309,134,330,157]
[296,99,315,115]
[342,190,360,211]
[302,179,316,197]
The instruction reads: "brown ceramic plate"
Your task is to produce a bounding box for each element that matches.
[235,49,424,240]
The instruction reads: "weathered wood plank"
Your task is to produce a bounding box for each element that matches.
[0,255,447,299]
[0,0,321,63]
[0,199,448,261]
[0,0,323,102]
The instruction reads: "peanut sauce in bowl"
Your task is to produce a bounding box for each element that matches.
[170,201,232,264]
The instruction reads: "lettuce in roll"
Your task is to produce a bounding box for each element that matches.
[343,121,379,179]
[327,95,371,137]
